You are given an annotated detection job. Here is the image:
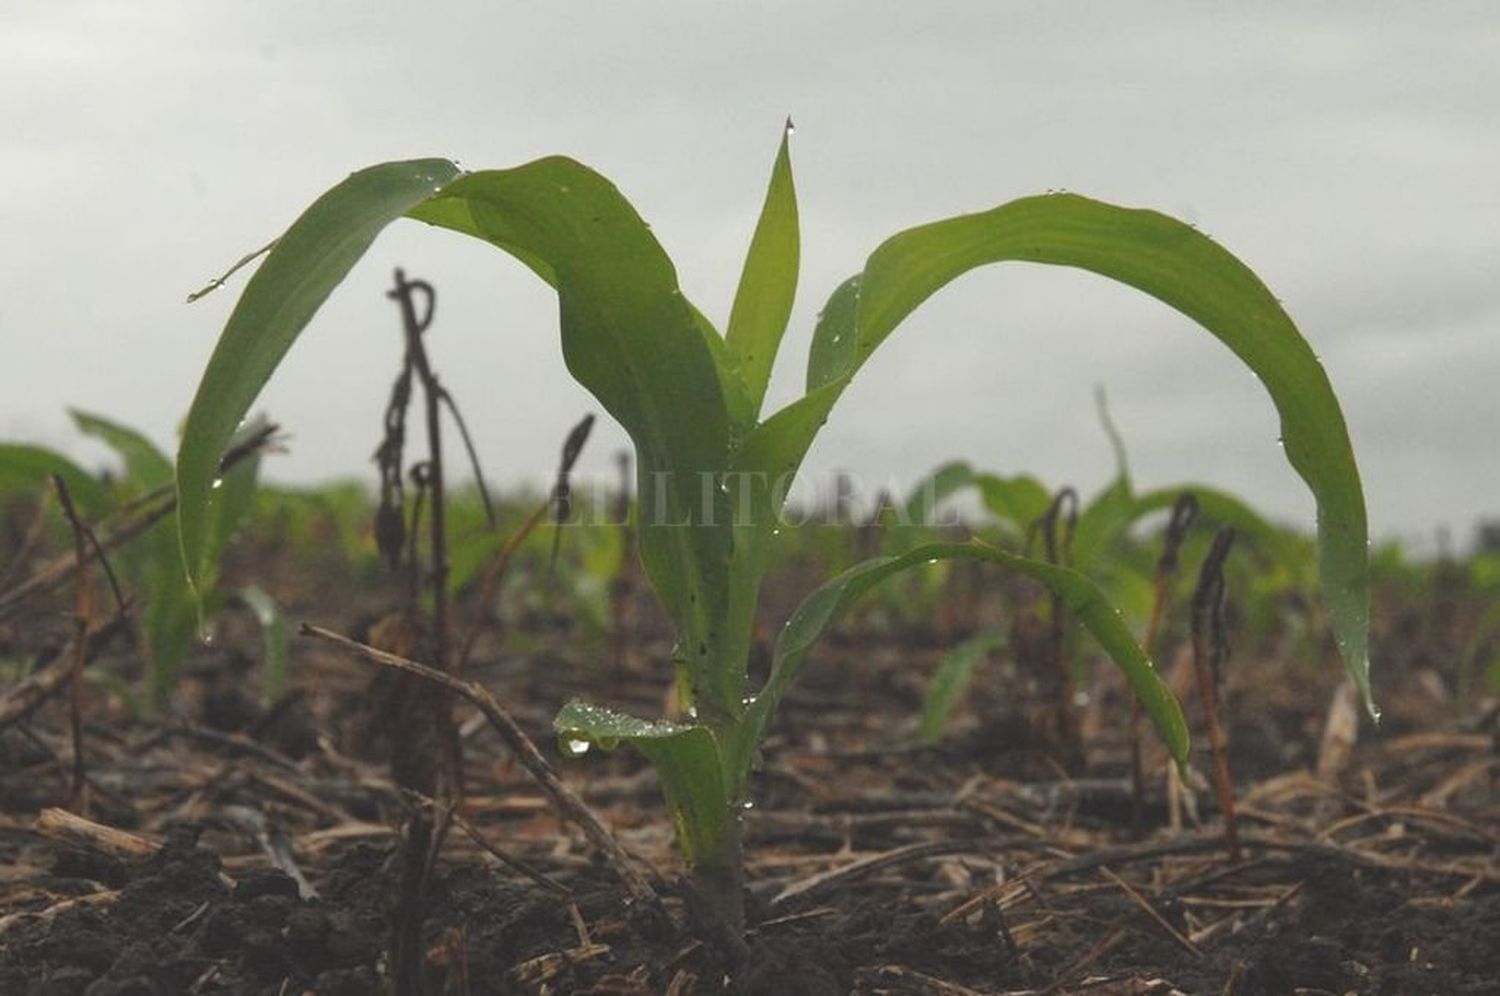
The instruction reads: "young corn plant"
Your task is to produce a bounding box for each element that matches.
[174,124,1370,936]
[898,404,1307,745]
[69,411,279,707]
[1,413,279,708]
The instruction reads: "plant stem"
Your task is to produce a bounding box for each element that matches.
[1191,527,1240,862]
[1130,493,1197,826]
[390,271,450,679]
[52,476,94,813]
[691,814,749,959]
[385,269,458,996]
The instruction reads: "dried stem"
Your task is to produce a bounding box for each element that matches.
[1130,492,1198,825]
[51,475,123,811]
[1191,527,1240,861]
[437,389,496,530]
[384,268,457,996]
[547,414,596,585]
[390,269,452,683]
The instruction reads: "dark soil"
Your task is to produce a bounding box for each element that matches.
[2,537,1497,994]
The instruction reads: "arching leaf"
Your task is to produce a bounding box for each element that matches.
[795,193,1370,712]
[177,159,462,591]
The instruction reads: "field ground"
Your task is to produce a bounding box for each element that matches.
[1,524,1497,994]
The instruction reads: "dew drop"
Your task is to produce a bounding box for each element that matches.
[561,738,592,757]
[211,478,224,491]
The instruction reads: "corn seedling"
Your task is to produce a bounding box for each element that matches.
[0,414,280,707]
[902,444,1298,754]
[175,124,1370,938]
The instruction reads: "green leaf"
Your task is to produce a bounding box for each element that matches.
[237,585,290,702]
[689,302,756,433]
[409,160,734,712]
[1094,386,1132,489]
[554,700,733,867]
[725,120,799,416]
[730,540,1189,796]
[142,571,197,707]
[1073,476,1136,573]
[918,631,1004,744]
[801,193,1370,714]
[150,417,266,708]
[0,444,109,515]
[901,460,976,527]
[177,158,463,592]
[974,472,1051,537]
[806,275,862,392]
[882,460,976,556]
[66,405,201,705]
[178,153,741,716]
[70,410,172,491]
[204,424,264,583]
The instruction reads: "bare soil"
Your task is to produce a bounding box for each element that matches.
[2,541,1496,994]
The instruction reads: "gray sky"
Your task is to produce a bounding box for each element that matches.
[3,2,1497,546]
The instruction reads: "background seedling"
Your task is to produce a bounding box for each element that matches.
[174,125,1369,940]
[454,412,596,672]
[0,415,278,708]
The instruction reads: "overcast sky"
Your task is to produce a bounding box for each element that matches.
[3,2,1496,546]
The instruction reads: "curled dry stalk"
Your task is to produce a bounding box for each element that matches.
[548,414,595,582]
[1191,527,1240,861]
[1130,492,1198,825]
[375,268,493,996]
